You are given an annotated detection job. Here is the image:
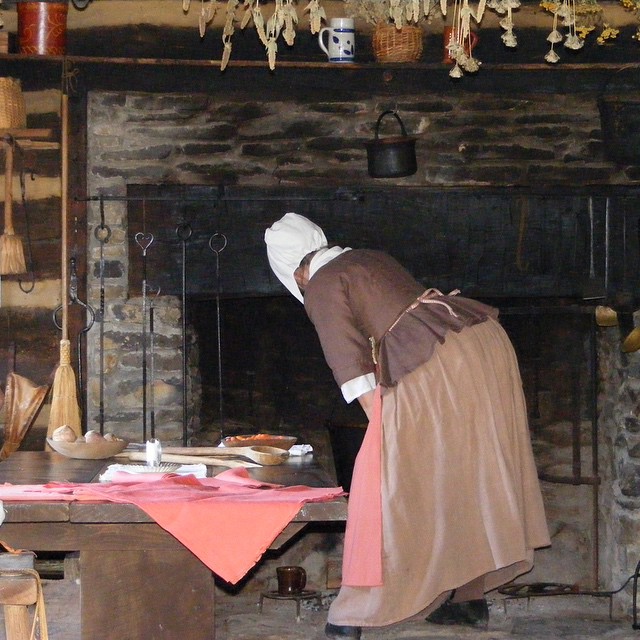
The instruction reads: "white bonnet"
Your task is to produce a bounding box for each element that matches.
[264,212,327,303]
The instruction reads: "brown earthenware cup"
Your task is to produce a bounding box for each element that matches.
[276,566,306,595]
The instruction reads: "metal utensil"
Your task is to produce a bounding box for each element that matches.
[135,231,154,441]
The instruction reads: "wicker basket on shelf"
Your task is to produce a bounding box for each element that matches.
[0,78,26,130]
[372,24,424,63]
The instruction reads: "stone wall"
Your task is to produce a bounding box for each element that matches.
[85,87,619,441]
[598,323,640,608]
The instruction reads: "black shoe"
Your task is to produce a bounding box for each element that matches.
[325,622,362,639]
[426,598,489,628]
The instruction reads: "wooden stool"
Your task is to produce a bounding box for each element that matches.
[0,570,47,640]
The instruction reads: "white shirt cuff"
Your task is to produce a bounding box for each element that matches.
[340,373,377,403]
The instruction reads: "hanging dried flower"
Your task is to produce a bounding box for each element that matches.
[596,24,620,44]
[543,3,561,62]
[185,0,327,70]
[445,0,483,76]
[344,0,435,26]
[490,0,520,48]
[305,0,326,33]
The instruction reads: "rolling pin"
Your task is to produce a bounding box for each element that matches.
[117,445,289,466]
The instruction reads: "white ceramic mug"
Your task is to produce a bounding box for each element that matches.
[319,18,355,63]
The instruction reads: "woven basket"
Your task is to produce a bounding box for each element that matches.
[373,24,424,63]
[0,78,26,130]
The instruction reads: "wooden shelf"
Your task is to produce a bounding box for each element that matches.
[0,52,638,71]
[0,128,59,150]
[0,52,635,95]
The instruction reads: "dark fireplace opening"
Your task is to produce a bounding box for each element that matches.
[191,295,596,466]
[119,182,608,590]
[190,295,366,440]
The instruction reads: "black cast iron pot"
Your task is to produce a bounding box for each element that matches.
[365,110,417,178]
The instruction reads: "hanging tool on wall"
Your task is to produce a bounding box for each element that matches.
[176,222,192,446]
[135,229,154,442]
[48,71,82,442]
[594,203,640,353]
[0,134,27,276]
[147,286,161,440]
[208,230,227,441]
[95,195,111,434]
[149,294,156,440]
[595,198,618,328]
[53,256,96,427]
[515,196,529,273]
[17,163,36,293]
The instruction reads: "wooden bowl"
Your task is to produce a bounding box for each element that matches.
[222,434,297,450]
[46,437,128,460]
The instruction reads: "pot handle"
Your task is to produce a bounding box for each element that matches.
[374,110,408,140]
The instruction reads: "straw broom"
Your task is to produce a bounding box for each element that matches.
[0,136,26,275]
[47,92,82,441]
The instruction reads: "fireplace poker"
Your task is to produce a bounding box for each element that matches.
[588,196,595,281]
[95,196,111,434]
[135,231,154,442]
[209,232,227,440]
[149,294,158,440]
[176,222,192,446]
[605,197,610,293]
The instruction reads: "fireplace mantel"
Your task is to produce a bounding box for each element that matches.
[0,47,638,94]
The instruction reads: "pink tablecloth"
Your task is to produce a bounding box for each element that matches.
[0,468,345,585]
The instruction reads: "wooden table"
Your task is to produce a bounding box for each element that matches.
[0,452,347,640]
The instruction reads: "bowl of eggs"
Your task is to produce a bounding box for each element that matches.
[47,426,128,460]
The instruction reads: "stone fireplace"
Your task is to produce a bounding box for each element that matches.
[83,86,640,612]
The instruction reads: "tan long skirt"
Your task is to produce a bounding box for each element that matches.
[328,318,550,628]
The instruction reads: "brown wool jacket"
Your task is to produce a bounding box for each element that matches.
[303,249,497,390]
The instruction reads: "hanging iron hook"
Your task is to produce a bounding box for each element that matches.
[208,232,228,255]
[18,271,35,294]
[53,257,96,332]
[94,225,111,245]
[17,162,35,293]
[176,222,193,242]
[135,231,154,254]
[94,196,112,244]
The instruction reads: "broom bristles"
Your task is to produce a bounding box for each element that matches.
[0,441,20,461]
[0,232,26,275]
[47,362,82,440]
